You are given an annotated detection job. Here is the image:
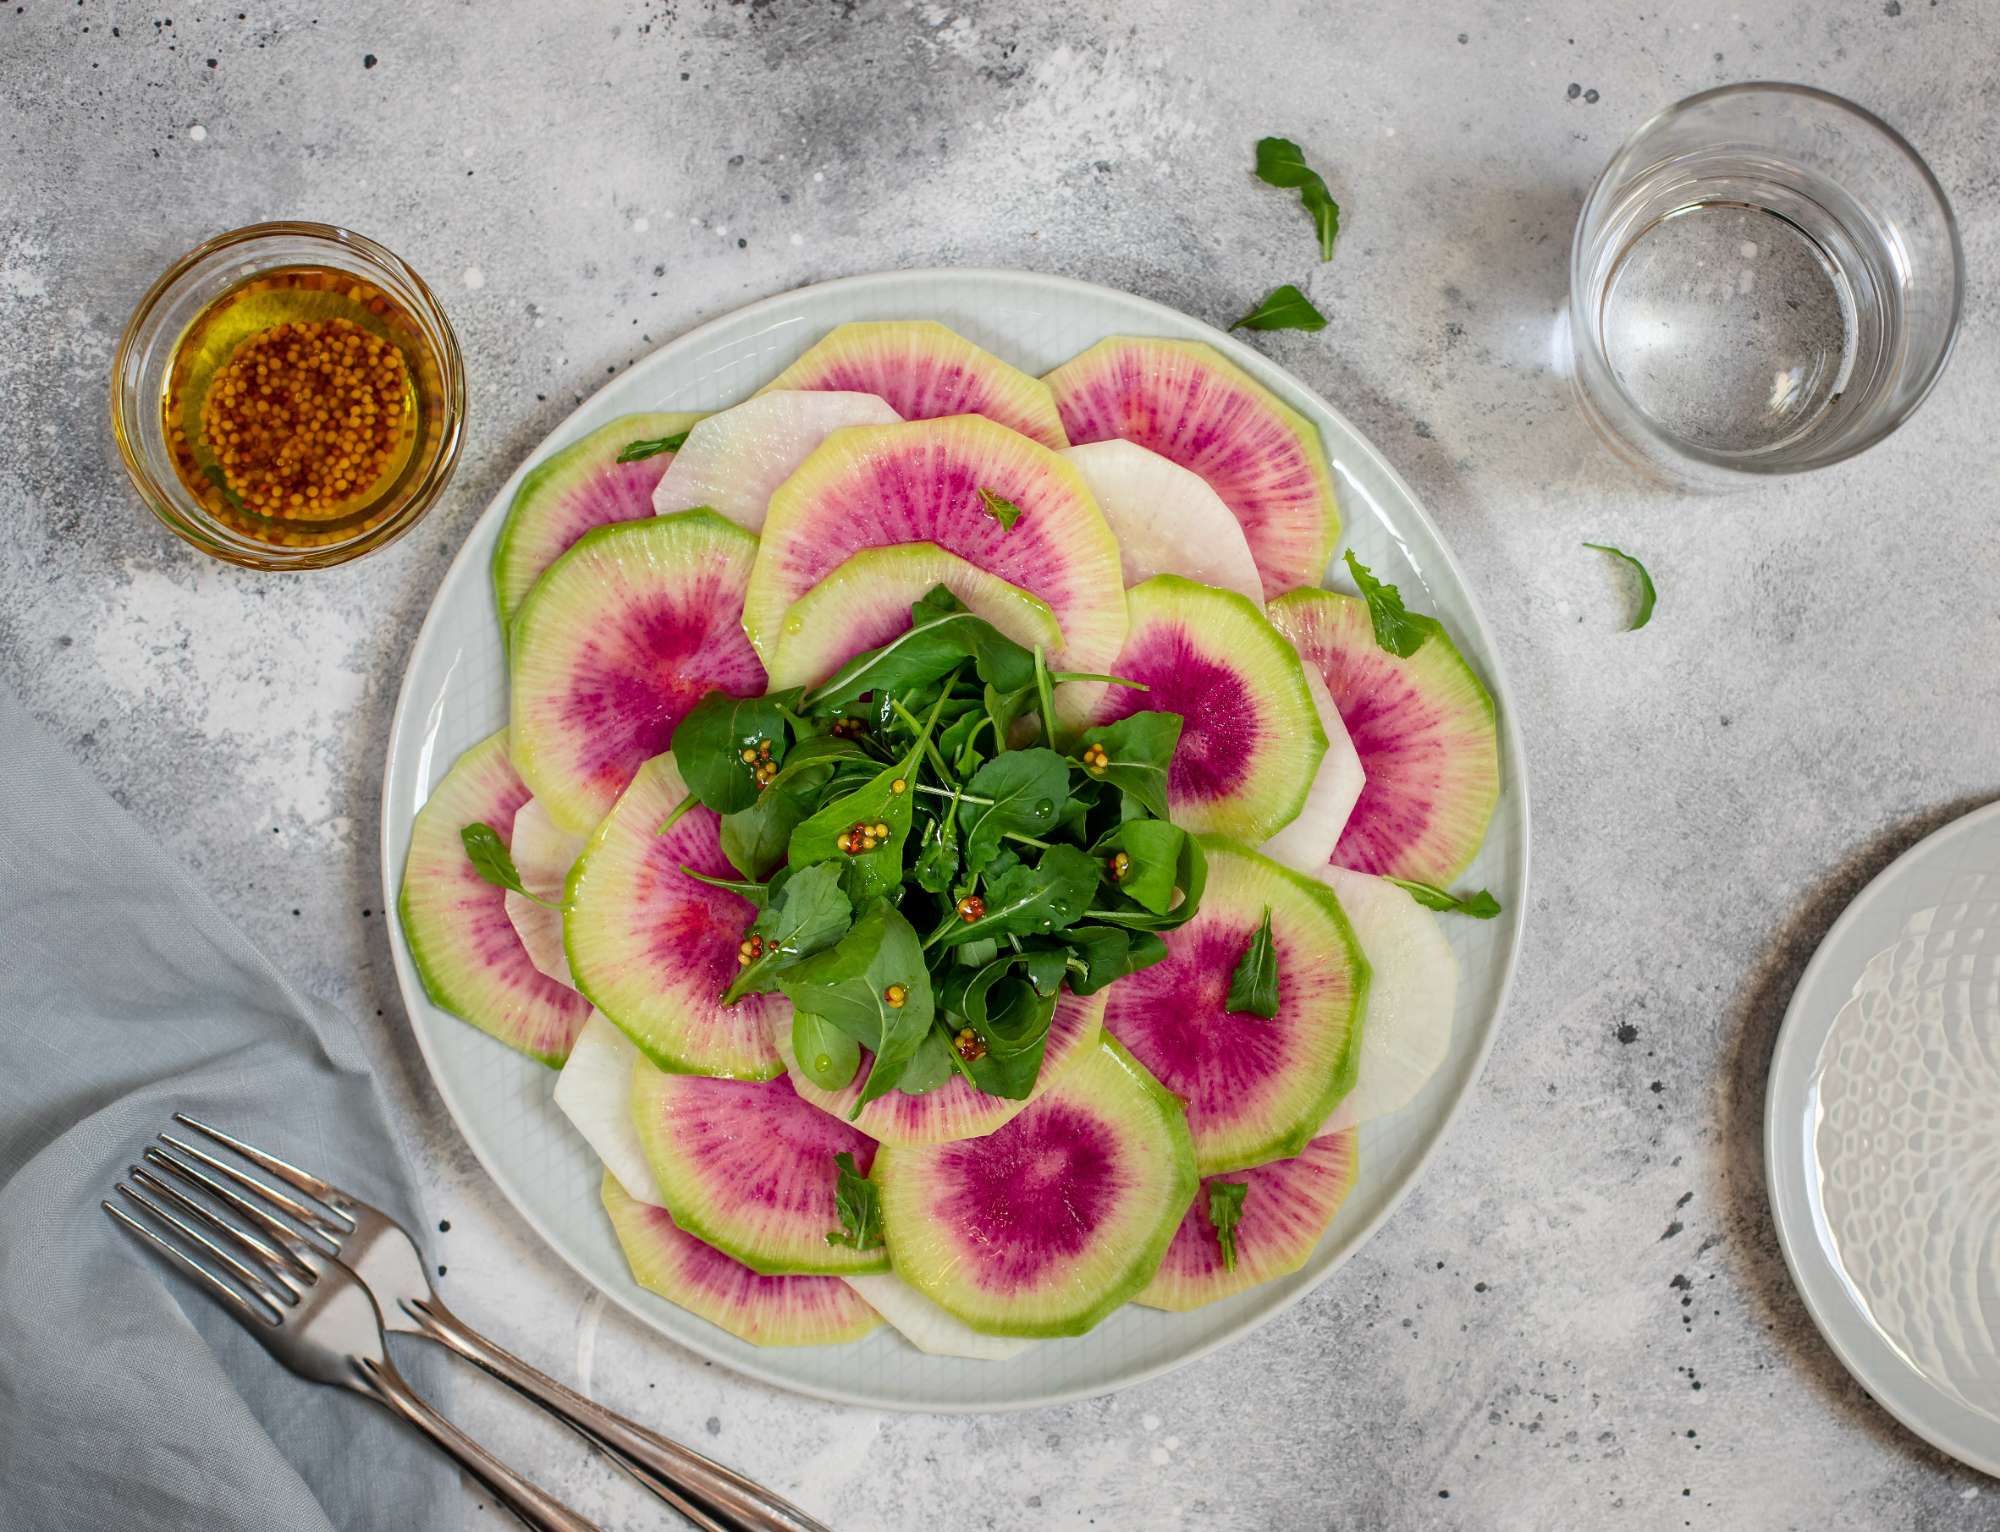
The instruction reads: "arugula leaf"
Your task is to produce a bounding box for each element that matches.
[671,691,790,814]
[1231,284,1328,333]
[1061,924,1167,995]
[1226,906,1279,1018]
[654,793,700,839]
[1253,137,1341,261]
[803,598,1033,712]
[1093,819,1186,916]
[719,782,812,881]
[824,1151,883,1250]
[964,976,1059,1100]
[1384,876,1503,919]
[787,760,917,903]
[791,1010,861,1091]
[938,844,1099,947]
[1208,1180,1247,1271]
[459,823,557,908]
[615,429,691,463]
[1584,542,1657,631]
[1085,831,1208,933]
[719,861,853,1003]
[958,748,1069,871]
[914,808,961,894]
[977,486,1022,531]
[983,679,1039,748]
[1343,551,1432,658]
[1020,945,1070,996]
[896,1027,956,1094]
[1032,645,1059,750]
[778,901,935,1111]
[1077,711,1183,820]
[677,865,768,906]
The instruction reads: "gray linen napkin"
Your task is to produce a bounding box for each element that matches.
[0,685,456,1530]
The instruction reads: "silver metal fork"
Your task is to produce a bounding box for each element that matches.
[166,1115,831,1532]
[105,1140,600,1532]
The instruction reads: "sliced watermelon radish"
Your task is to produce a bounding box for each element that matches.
[1266,587,1499,884]
[397,732,592,1066]
[842,1273,1036,1361]
[1043,337,1339,599]
[1085,575,1325,843]
[650,390,901,531]
[760,321,1068,449]
[564,752,784,1080]
[1100,837,1367,1174]
[772,988,1106,1146]
[766,542,1064,693]
[510,510,766,836]
[503,797,586,987]
[1059,440,1263,602]
[745,416,1125,685]
[1134,1130,1357,1311]
[874,1036,1196,1337]
[1316,866,1457,1134]
[553,1012,662,1206]
[631,1069,889,1276]
[601,1172,881,1347]
[1259,667,1365,876]
[492,411,704,634]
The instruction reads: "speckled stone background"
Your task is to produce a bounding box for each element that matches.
[3,2,1997,1528]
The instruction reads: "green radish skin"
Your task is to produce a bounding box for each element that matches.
[631,1065,890,1276]
[601,1172,882,1348]
[873,1036,1198,1338]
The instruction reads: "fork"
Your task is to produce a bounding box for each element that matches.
[104,1142,600,1532]
[164,1115,833,1532]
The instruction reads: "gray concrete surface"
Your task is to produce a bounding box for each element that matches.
[3,2,1997,1528]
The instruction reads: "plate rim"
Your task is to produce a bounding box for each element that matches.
[379,265,1532,1412]
[1763,795,2000,1476]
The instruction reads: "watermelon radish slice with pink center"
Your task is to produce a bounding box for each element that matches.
[1043,337,1340,599]
[601,1172,880,1347]
[1266,587,1499,884]
[772,988,1106,1146]
[873,1037,1196,1337]
[759,321,1068,449]
[396,732,592,1066]
[502,797,586,987]
[745,415,1125,687]
[1100,837,1368,1174]
[1059,439,1263,602]
[1135,1130,1357,1311]
[553,1013,662,1206]
[510,510,766,836]
[564,752,785,1079]
[492,411,704,635]
[1259,667,1366,876]
[1085,575,1325,843]
[650,390,901,531]
[631,1068,888,1275]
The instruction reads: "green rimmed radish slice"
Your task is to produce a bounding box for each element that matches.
[874,1036,1196,1337]
[745,415,1125,687]
[1084,575,1325,842]
[842,1273,1036,1361]
[601,1172,881,1348]
[1266,587,1499,885]
[397,731,592,1066]
[1134,1129,1357,1312]
[492,411,704,634]
[1315,866,1456,1134]
[552,1012,661,1206]
[772,988,1106,1146]
[1259,667,1365,876]
[1099,837,1367,1174]
[1043,336,1339,599]
[766,541,1065,693]
[503,796,586,987]
[650,390,901,531]
[564,752,784,1080]
[510,510,766,836]
[1059,440,1263,603]
[631,1068,888,1276]
[759,321,1068,449]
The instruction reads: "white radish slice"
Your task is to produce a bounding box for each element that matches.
[842,1272,1036,1361]
[553,1014,663,1206]
[1059,439,1263,602]
[651,390,902,530]
[1315,867,1457,1133]
[1259,668,1366,874]
[503,797,587,987]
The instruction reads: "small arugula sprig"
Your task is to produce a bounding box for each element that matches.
[1343,551,1432,659]
[1225,906,1279,1018]
[1209,1180,1248,1271]
[1385,877,1503,920]
[1254,137,1341,262]
[1584,542,1656,631]
[1232,284,1328,334]
[824,1151,883,1250]
[616,429,691,463]
[460,823,559,909]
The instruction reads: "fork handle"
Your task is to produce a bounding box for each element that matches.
[406,1295,831,1532]
[359,1353,604,1532]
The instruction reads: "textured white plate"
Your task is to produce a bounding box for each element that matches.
[1767,800,2000,1475]
[380,269,1530,1411]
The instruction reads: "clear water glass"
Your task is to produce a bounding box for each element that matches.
[1568,83,1962,490]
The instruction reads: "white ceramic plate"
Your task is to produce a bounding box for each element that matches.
[379,270,1530,1411]
[1766,800,2000,1474]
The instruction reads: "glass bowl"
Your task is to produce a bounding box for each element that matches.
[111,221,466,569]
